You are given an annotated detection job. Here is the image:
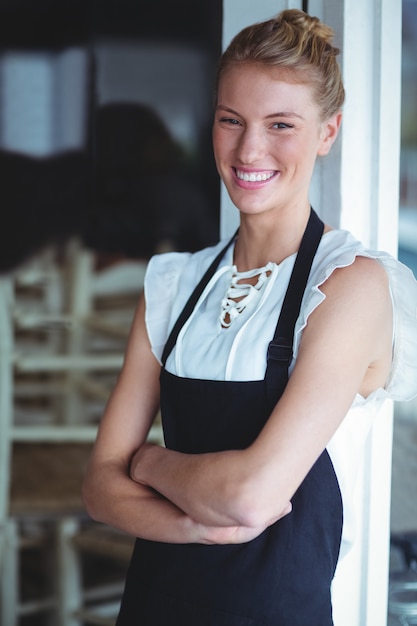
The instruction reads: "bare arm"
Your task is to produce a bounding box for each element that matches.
[82,295,285,544]
[130,257,393,528]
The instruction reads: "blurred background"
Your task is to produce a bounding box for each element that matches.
[0,0,415,625]
[0,0,221,270]
[0,1,222,624]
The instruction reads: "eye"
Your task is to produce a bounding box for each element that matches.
[271,122,293,130]
[219,117,241,126]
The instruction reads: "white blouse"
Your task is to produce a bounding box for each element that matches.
[144,228,417,560]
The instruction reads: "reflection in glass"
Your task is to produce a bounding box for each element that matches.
[0,0,221,271]
[89,102,217,258]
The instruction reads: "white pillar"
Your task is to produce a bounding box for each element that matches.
[326,2,401,625]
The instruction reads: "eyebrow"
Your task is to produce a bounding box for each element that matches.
[216,105,304,120]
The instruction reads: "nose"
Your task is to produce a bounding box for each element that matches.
[235,125,266,165]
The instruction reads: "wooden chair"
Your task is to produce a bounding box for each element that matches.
[0,244,161,625]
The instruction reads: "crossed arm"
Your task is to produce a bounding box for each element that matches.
[82,296,270,544]
[83,256,392,544]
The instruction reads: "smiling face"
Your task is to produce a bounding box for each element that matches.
[213,63,341,220]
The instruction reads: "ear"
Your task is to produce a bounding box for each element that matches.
[317,111,342,156]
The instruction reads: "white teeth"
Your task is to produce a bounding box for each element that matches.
[236,170,275,182]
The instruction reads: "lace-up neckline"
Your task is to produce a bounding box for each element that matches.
[220,262,276,328]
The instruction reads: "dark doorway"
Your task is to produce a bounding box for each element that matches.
[0,0,222,271]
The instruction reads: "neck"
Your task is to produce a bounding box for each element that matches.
[233,205,312,271]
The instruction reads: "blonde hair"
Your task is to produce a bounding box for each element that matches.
[217,9,345,120]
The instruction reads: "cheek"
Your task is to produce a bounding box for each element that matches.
[290,137,321,164]
[212,130,232,166]
[212,133,225,176]
[212,127,221,158]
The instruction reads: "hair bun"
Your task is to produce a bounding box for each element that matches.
[275,9,336,48]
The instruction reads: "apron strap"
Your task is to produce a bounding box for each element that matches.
[161,229,238,366]
[265,208,324,406]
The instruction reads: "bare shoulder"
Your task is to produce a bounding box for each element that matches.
[307,255,392,339]
[301,255,392,395]
[320,255,390,301]
[112,290,161,384]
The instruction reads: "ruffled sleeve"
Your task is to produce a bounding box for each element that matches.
[292,230,417,402]
[144,252,191,363]
[380,253,417,400]
[143,239,233,364]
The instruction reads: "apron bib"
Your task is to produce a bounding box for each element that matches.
[117,209,343,626]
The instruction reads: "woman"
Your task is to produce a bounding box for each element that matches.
[83,9,417,625]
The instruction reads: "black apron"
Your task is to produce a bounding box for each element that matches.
[116,209,343,626]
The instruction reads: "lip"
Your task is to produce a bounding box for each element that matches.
[232,167,279,189]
